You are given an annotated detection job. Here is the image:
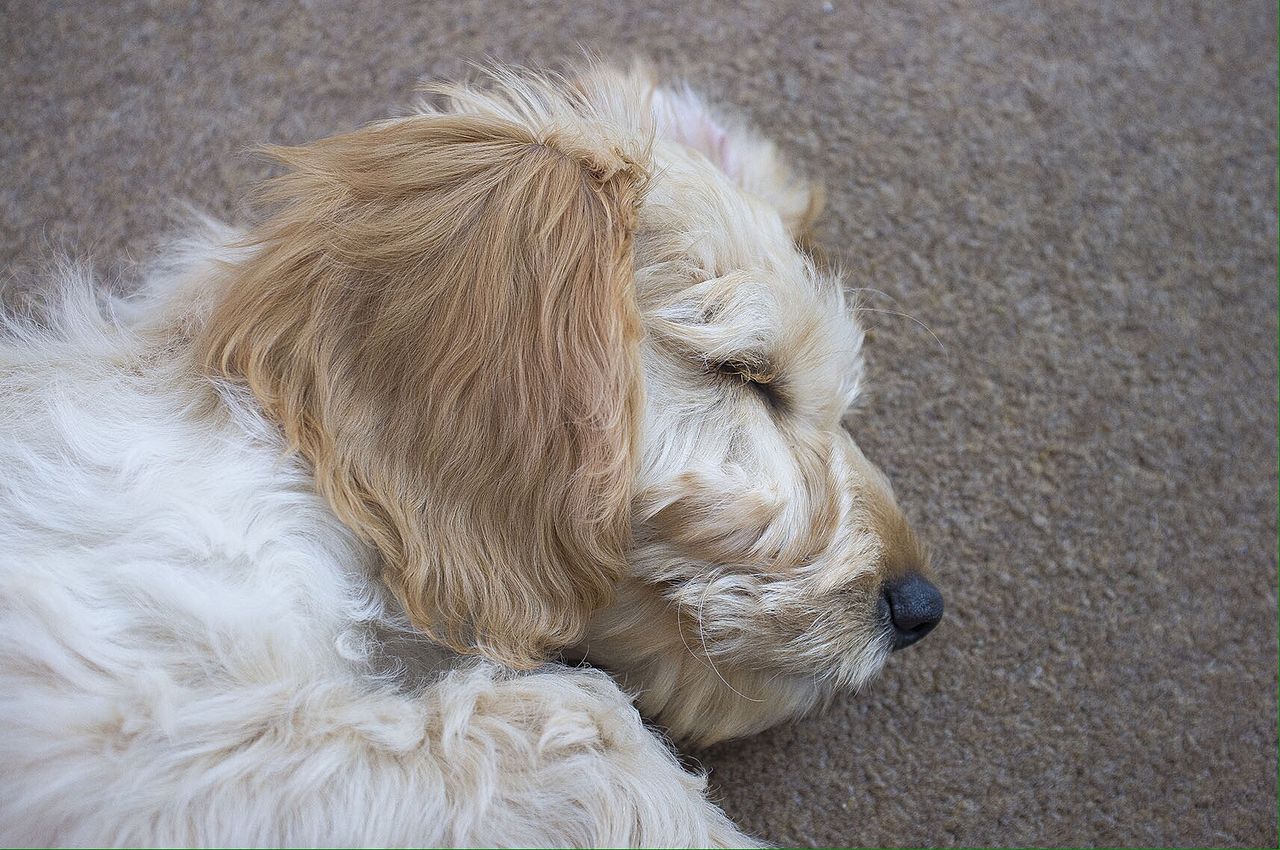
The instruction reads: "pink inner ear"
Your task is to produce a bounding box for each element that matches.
[715,132,739,180]
[652,86,741,180]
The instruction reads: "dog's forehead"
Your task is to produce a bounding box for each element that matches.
[641,140,802,271]
[635,142,826,319]
[634,145,864,416]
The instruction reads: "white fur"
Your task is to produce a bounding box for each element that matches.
[0,235,751,846]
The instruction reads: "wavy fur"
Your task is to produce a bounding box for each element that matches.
[0,62,934,844]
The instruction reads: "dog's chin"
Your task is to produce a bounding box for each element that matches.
[576,580,899,746]
[664,638,895,748]
[823,629,896,693]
[750,629,896,718]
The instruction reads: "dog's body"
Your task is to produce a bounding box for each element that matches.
[0,65,940,845]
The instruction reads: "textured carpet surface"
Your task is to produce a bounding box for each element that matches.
[3,1,1276,846]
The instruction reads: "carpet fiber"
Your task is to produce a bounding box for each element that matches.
[3,1,1276,845]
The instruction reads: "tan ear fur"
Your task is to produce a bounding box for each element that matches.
[199,89,648,669]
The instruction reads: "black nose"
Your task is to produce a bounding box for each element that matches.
[882,573,943,651]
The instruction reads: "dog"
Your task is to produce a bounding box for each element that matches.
[0,63,942,846]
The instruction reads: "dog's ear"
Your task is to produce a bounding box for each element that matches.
[200,96,648,668]
[650,84,824,238]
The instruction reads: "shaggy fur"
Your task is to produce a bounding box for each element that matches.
[0,64,934,845]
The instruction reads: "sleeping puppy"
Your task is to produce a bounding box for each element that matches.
[0,63,941,846]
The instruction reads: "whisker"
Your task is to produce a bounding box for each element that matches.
[845,286,901,305]
[696,576,763,704]
[674,572,723,677]
[856,306,948,357]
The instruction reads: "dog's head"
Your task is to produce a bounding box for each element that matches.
[201,65,941,746]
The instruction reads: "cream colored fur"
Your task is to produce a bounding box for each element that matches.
[0,64,931,845]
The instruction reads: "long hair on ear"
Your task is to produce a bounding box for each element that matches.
[199,70,650,668]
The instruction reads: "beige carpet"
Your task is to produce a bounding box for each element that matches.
[3,1,1276,846]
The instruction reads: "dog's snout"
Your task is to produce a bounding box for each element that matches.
[882,573,943,651]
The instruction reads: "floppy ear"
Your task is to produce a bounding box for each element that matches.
[200,96,647,668]
[650,84,824,237]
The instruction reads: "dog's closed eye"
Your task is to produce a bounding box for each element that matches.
[711,356,785,410]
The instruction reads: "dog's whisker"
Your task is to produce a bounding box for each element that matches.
[856,306,948,357]
[845,285,900,305]
[695,573,763,704]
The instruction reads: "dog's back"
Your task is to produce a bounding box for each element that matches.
[0,250,391,840]
[0,240,752,847]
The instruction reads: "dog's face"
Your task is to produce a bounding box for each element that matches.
[575,94,941,744]
[200,65,940,748]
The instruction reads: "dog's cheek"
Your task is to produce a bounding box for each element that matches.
[642,477,782,568]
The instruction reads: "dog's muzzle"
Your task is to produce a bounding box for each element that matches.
[879,573,944,651]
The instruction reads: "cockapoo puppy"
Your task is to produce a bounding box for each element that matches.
[0,63,942,846]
